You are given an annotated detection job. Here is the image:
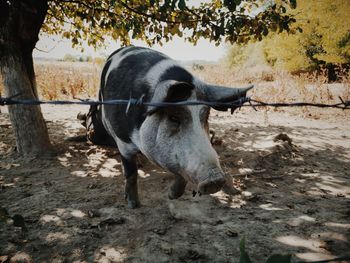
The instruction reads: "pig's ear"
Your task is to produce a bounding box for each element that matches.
[202,84,253,112]
[146,80,194,115]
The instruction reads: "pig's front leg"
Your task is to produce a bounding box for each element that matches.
[120,155,140,208]
[168,174,187,199]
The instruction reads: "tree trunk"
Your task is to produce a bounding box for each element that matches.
[326,63,337,83]
[0,0,52,156]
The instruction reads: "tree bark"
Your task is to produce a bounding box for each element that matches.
[0,0,52,156]
[326,63,337,83]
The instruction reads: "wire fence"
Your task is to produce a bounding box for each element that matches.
[0,94,349,114]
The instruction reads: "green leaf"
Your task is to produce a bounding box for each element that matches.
[240,252,253,263]
[265,254,292,263]
[178,0,186,10]
[239,237,246,253]
[239,237,253,263]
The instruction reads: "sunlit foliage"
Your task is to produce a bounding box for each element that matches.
[42,0,297,49]
[263,0,350,72]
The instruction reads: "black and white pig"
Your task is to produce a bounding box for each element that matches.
[97,46,253,208]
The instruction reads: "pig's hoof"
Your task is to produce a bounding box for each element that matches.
[125,194,140,208]
[222,184,241,195]
[168,191,180,200]
[168,176,187,200]
[198,177,225,195]
[168,186,186,200]
[127,200,140,209]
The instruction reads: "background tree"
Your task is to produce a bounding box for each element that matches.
[0,0,296,156]
[262,0,350,79]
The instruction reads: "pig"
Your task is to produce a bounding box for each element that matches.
[98,46,253,208]
[77,105,116,146]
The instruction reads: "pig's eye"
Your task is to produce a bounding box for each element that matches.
[168,115,181,124]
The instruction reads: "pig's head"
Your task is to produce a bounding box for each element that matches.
[138,80,253,196]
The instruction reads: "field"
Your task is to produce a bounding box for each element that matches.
[0,61,350,262]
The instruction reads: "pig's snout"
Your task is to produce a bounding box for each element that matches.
[197,168,226,195]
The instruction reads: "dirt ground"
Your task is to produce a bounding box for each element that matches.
[0,104,349,263]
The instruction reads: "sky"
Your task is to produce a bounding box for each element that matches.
[33,34,228,62]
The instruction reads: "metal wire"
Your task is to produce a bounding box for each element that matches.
[0,94,349,112]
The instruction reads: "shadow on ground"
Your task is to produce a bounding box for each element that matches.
[0,111,349,262]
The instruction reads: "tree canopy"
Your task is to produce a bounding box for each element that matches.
[262,0,350,72]
[226,0,349,81]
[43,0,297,49]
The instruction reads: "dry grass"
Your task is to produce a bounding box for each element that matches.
[0,61,102,100]
[192,64,350,119]
[35,61,102,100]
[1,61,349,119]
